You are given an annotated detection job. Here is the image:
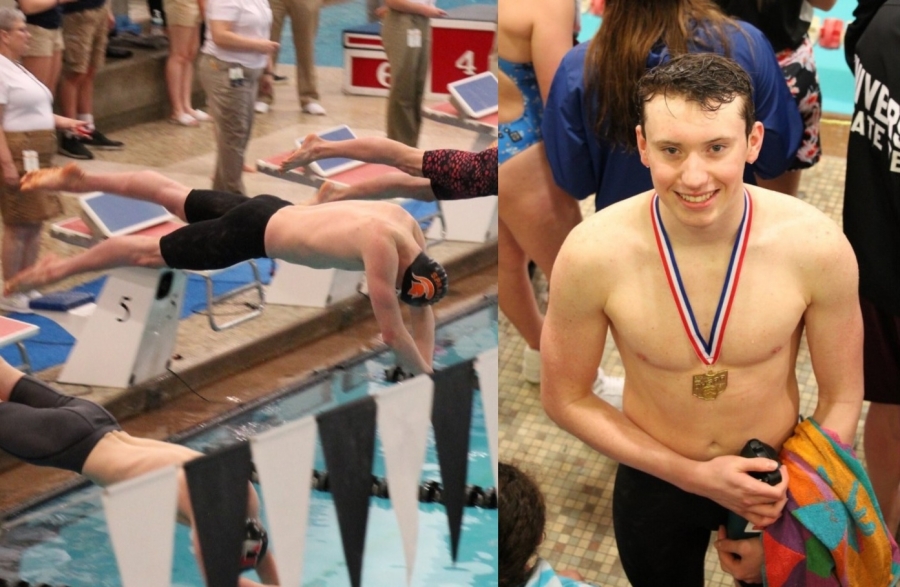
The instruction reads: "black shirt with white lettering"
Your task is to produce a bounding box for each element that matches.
[844,0,900,315]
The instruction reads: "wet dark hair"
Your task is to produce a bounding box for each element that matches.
[636,52,756,138]
[499,462,545,587]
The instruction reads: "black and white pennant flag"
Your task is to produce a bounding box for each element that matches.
[184,442,253,587]
[250,416,317,587]
[317,396,377,587]
[102,465,179,587]
[372,375,434,585]
[431,359,477,562]
[475,347,498,487]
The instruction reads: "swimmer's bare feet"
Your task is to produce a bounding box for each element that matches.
[280,133,325,172]
[314,181,347,204]
[4,254,65,295]
[20,163,86,192]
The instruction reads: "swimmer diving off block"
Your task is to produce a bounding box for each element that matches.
[10,165,448,375]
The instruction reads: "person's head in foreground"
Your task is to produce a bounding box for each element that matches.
[635,53,763,227]
[499,462,546,587]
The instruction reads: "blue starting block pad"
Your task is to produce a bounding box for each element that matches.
[448,72,498,119]
[298,125,366,178]
[80,192,173,237]
[29,291,96,312]
[400,199,440,232]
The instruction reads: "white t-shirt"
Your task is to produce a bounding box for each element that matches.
[0,54,54,132]
[201,0,272,69]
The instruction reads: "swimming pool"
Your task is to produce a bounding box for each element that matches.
[0,299,498,587]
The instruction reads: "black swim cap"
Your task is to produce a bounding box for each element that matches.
[399,252,448,306]
[240,517,269,571]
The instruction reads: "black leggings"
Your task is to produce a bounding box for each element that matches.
[613,463,761,587]
[0,376,121,473]
[159,190,292,271]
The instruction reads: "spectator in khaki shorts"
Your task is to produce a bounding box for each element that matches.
[163,0,212,126]
[58,0,124,160]
[198,0,277,194]
[17,0,73,96]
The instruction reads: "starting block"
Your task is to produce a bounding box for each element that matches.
[44,192,264,388]
[265,262,362,308]
[422,101,497,148]
[0,316,39,373]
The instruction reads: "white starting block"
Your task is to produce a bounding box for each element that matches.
[44,193,264,388]
[265,262,362,308]
[0,316,39,373]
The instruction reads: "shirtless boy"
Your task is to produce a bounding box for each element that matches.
[540,53,863,586]
[0,357,278,586]
[10,164,447,375]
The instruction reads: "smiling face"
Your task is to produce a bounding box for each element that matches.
[636,92,763,230]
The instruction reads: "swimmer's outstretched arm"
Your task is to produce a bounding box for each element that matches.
[281,134,425,176]
[363,247,433,375]
[313,174,434,205]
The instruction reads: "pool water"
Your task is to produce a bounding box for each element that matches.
[0,302,498,587]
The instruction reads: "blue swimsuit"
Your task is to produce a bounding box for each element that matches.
[499,58,544,164]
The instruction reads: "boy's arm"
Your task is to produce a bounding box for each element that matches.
[803,226,864,444]
[363,245,433,374]
[409,305,435,371]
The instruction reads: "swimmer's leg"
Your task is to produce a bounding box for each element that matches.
[315,174,434,204]
[22,164,193,221]
[5,235,165,295]
[283,135,424,175]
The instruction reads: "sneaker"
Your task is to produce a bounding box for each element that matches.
[25,289,42,300]
[81,130,124,150]
[302,101,327,116]
[0,293,33,314]
[190,109,212,122]
[59,134,94,160]
[254,101,269,114]
[522,346,541,384]
[592,368,624,410]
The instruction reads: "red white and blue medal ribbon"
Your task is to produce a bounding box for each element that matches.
[650,190,752,367]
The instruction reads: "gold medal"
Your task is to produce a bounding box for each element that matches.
[692,368,728,400]
[651,191,752,402]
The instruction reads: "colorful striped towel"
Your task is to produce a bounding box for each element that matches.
[763,418,900,586]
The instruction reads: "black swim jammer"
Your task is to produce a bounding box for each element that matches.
[0,376,121,473]
[613,464,762,587]
[159,190,293,271]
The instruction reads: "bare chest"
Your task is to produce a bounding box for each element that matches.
[607,251,807,371]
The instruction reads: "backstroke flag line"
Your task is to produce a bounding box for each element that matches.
[475,347,499,486]
[373,375,435,585]
[102,465,179,587]
[251,416,318,587]
[318,396,378,587]
[184,442,253,587]
[431,358,477,562]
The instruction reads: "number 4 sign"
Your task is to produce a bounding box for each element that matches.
[428,7,497,97]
